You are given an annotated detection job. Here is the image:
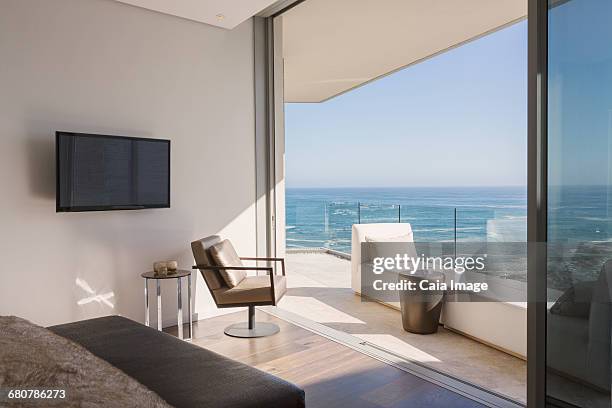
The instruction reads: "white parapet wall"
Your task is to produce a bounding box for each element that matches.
[442,301,527,359]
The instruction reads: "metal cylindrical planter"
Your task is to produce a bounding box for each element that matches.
[398,271,446,334]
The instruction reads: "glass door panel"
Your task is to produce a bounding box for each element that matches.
[547,0,612,406]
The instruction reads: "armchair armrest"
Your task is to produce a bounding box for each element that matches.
[239,257,286,276]
[192,265,273,273]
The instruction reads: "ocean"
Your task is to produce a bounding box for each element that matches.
[286,186,528,253]
[285,185,612,288]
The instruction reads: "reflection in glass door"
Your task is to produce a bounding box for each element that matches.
[547,0,612,406]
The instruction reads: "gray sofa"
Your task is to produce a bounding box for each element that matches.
[49,316,305,408]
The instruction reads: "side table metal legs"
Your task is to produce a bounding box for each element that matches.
[156,279,162,331]
[144,280,149,326]
[176,274,193,341]
[187,274,193,341]
[177,278,183,339]
[144,274,192,341]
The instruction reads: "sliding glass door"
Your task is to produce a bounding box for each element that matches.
[547,0,612,406]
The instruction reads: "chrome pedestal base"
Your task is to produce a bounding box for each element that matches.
[224,322,280,338]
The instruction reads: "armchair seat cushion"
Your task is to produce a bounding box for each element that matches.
[214,275,286,305]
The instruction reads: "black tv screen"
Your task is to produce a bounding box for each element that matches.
[56,132,170,212]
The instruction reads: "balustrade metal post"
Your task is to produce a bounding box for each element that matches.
[454,208,457,259]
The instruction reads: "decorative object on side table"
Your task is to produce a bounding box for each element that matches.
[167,260,178,274]
[153,260,179,277]
[153,262,168,277]
[142,269,192,341]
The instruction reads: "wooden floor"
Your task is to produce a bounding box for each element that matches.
[167,310,484,408]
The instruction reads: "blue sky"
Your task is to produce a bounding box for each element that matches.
[285,20,527,188]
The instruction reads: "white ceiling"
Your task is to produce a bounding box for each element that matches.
[114,0,279,29]
[282,0,527,102]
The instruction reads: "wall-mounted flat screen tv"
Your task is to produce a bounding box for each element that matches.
[56,132,170,212]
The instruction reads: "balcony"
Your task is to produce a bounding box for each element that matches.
[282,199,529,403]
[279,249,527,403]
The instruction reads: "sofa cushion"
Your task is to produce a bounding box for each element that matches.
[365,233,413,242]
[364,232,416,265]
[209,239,247,288]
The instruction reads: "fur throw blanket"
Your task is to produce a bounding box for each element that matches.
[0,316,172,407]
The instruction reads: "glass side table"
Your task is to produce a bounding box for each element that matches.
[141,270,192,341]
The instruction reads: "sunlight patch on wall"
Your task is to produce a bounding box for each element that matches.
[76,278,115,308]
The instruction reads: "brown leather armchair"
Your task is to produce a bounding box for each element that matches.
[191,235,286,338]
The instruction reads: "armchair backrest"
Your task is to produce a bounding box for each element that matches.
[191,235,226,291]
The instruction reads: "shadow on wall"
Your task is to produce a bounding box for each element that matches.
[24,118,154,201]
[26,136,55,199]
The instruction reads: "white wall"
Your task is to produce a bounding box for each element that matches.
[0,0,258,327]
